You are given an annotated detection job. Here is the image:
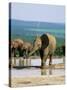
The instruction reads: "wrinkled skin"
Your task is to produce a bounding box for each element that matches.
[29,33,56,68]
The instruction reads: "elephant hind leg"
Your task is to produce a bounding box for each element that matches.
[49,54,52,65]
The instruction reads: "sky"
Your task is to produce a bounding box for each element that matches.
[11,3,65,23]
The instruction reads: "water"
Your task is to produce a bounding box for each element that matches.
[11,58,65,77]
[12,58,64,66]
[11,68,64,77]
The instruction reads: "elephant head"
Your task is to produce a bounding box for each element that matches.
[29,33,56,68]
[14,39,23,48]
[29,34,49,56]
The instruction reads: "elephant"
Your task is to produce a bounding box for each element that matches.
[10,39,25,66]
[11,39,24,57]
[11,39,33,65]
[61,45,65,64]
[22,41,33,59]
[29,33,56,68]
[11,39,33,58]
[21,41,33,66]
[61,45,65,56]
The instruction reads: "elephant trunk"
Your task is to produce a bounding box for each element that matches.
[29,47,38,56]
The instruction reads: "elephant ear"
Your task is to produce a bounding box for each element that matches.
[40,34,49,50]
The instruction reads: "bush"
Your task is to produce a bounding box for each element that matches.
[54,47,64,56]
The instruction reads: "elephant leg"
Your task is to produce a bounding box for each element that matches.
[41,59,44,69]
[14,57,16,66]
[49,54,52,65]
[41,55,48,69]
[41,47,49,68]
[13,48,17,66]
[26,58,28,66]
[19,57,23,66]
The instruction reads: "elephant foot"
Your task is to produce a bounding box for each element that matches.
[49,63,52,66]
[49,62,52,66]
[41,65,45,69]
[41,62,45,69]
[49,64,53,69]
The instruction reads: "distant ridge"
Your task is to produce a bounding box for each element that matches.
[10,19,65,46]
[10,19,65,29]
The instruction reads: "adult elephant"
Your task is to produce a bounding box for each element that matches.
[29,33,56,68]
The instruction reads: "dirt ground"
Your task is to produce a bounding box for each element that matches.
[11,75,65,87]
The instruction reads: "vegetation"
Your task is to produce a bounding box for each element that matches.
[37,47,65,57]
[54,46,65,56]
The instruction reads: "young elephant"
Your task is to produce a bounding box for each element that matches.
[11,39,24,57]
[29,33,56,68]
[22,41,33,59]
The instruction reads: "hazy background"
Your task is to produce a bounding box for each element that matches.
[10,3,65,47]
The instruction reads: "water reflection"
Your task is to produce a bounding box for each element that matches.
[41,68,64,76]
[41,69,46,75]
[41,68,52,75]
[12,68,64,77]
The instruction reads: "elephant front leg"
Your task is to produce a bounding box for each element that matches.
[41,59,44,69]
[14,57,16,66]
[41,55,48,69]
